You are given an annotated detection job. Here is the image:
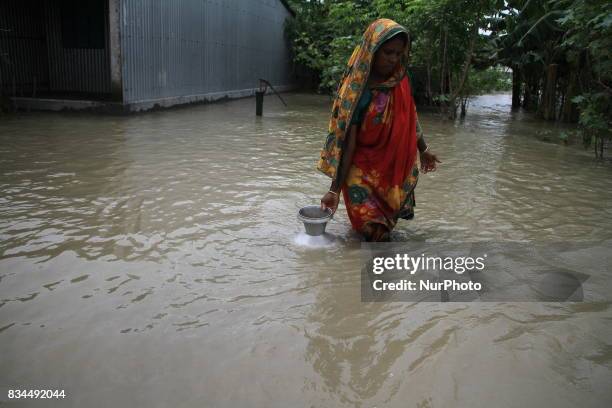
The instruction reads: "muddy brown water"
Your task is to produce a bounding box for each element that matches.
[1,93,611,407]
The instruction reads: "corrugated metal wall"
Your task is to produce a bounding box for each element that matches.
[121,0,293,104]
[45,0,111,94]
[0,0,49,95]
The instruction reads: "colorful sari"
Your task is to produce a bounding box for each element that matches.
[317,19,420,238]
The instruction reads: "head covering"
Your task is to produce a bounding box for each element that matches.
[317,18,411,179]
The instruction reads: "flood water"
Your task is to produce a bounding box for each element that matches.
[1,93,611,407]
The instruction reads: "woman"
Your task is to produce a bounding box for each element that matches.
[318,18,440,242]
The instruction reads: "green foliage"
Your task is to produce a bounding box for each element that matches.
[487,0,611,155]
[432,94,449,103]
[572,93,611,147]
[285,0,611,150]
[319,35,359,91]
[284,1,332,77]
[464,67,512,95]
[555,0,612,154]
[286,0,502,102]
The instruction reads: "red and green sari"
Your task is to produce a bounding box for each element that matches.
[317,19,420,237]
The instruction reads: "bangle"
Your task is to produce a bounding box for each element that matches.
[328,190,339,196]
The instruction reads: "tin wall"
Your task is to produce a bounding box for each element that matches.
[0,0,49,95]
[120,0,294,104]
[0,0,111,97]
[45,0,111,94]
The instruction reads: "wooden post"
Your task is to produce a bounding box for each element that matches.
[255,91,264,116]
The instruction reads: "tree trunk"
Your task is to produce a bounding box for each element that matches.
[426,60,432,104]
[547,64,559,120]
[523,78,532,109]
[523,71,540,111]
[539,64,558,120]
[440,28,447,96]
[447,21,478,119]
[460,98,468,117]
[511,66,522,109]
[561,69,579,122]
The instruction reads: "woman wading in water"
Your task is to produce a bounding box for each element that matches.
[318,18,440,242]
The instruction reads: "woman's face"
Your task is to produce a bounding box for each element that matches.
[372,36,407,79]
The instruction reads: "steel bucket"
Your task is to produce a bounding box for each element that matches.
[297,205,333,236]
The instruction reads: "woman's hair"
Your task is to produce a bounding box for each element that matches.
[391,32,409,46]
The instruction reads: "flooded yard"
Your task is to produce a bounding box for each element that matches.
[1,93,611,407]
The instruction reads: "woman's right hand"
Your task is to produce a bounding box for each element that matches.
[321,191,340,215]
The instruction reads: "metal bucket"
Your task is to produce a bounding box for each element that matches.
[297,205,333,236]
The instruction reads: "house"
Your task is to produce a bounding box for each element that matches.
[0,0,295,112]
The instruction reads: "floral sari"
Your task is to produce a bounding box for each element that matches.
[317,19,420,237]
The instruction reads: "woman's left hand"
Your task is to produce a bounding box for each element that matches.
[420,151,441,173]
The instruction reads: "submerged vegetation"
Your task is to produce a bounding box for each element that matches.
[286,0,611,156]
